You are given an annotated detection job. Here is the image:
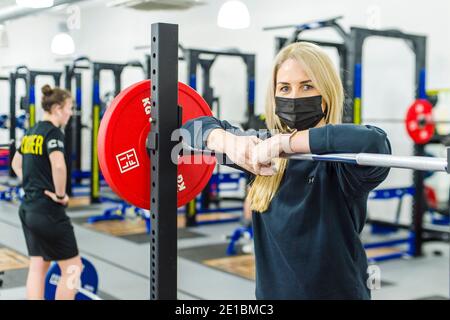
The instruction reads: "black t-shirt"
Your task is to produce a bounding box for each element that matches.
[19,121,65,202]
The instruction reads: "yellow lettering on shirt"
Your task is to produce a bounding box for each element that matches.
[21,135,44,155]
[34,135,43,155]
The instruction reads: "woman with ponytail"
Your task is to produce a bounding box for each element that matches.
[183,42,391,299]
[11,85,82,300]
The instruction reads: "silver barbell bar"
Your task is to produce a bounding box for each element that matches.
[49,273,103,300]
[287,152,449,173]
[182,145,450,173]
[77,286,102,300]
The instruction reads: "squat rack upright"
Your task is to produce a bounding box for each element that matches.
[8,66,62,177]
[64,58,145,200]
[148,22,179,299]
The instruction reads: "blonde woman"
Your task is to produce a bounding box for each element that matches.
[182,42,391,299]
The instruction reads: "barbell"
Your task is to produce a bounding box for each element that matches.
[45,257,102,300]
[97,80,450,210]
[364,99,450,144]
[287,152,449,173]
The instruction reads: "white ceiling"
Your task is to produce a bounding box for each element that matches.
[0,0,108,10]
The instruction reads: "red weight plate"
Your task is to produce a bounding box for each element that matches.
[405,99,434,144]
[98,80,215,209]
[424,185,438,209]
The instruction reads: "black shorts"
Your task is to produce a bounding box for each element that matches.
[19,197,79,261]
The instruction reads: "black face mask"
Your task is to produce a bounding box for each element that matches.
[275,95,326,131]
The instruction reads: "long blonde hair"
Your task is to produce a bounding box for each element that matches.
[247,42,344,213]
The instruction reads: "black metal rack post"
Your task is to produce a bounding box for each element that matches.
[64,65,83,196]
[28,71,62,128]
[90,62,146,203]
[348,27,428,256]
[149,22,179,300]
[184,48,256,220]
[65,57,91,191]
[347,27,427,125]
[8,68,62,177]
[186,48,256,120]
[7,72,24,177]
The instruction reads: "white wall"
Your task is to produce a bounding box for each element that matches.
[0,0,449,220]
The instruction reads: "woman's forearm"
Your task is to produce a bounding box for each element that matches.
[206,128,233,154]
[306,124,390,155]
[289,130,311,154]
[13,167,22,181]
[209,128,311,156]
[51,166,67,196]
[11,152,23,181]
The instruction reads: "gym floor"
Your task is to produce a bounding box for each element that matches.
[0,197,448,300]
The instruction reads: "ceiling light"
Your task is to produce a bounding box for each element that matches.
[217,0,250,30]
[16,0,55,9]
[51,32,75,55]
